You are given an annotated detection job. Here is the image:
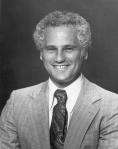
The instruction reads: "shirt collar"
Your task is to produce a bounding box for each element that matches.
[64,75,82,114]
[49,74,83,111]
[48,78,58,110]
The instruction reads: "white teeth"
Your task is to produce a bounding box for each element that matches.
[55,65,66,69]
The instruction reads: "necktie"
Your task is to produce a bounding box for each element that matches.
[50,89,68,149]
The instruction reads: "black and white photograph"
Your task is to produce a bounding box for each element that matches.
[1,0,118,148]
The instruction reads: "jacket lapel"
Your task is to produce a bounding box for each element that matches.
[31,81,50,149]
[64,77,101,149]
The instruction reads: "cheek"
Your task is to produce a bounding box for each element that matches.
[42,55,55,68]
[70,53,81,63]
[41,52,51,62]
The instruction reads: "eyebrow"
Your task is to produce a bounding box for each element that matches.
[63,45,77,49]
[45,44,77,49]
[45,45,57,49]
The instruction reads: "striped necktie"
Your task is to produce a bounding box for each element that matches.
[50,89,68,149]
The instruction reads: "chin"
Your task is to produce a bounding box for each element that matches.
[53,76,69,82]
[52,77,73,87]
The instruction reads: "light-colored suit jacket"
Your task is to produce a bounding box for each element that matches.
[1,76,118,149]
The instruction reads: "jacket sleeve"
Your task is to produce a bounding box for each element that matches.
[98,98,118,149]
[0,91,20,149]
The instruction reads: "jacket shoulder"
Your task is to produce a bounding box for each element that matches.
[91,81,118,99]
[12,81,47,98]
[2,81,48,117]
[88,81,118,112]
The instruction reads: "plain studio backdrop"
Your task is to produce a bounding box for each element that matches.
[1,0,118,112]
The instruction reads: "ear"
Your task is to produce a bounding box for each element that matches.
[81,48,88,60]
[40,52,43,61]
[84,52,88,60]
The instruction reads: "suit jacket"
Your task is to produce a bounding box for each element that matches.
[1,76,118,149]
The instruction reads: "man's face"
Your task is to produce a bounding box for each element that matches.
[40,26,87,87]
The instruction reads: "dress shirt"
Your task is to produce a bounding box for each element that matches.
[49,75,82,127]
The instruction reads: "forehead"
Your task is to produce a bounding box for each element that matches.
[45,26,77,46]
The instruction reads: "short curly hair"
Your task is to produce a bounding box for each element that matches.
[33,10,91,50]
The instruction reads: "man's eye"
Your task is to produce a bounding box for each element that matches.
[65,48,73,51]
[64,45,77,52]
[45,47,56,51]
[64,47,75,52]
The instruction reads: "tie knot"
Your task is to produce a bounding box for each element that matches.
[54,89,67,104]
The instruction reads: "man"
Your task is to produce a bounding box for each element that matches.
[0,10,118,149]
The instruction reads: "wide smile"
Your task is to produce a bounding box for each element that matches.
[53,65,69,71]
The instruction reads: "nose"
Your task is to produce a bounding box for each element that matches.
[55,50,65,63]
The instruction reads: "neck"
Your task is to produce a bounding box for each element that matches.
[50,73,81,88]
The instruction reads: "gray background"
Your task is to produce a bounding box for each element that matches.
[1,0,118,111]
